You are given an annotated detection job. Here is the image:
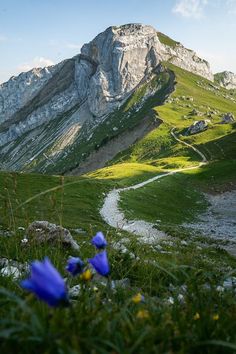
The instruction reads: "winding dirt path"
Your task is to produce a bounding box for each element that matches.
[100,128,207,243]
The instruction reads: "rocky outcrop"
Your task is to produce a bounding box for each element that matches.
[0,23,214,172]
[214,71,236,90]
[81,24,213,117]
[221,112,235,124]
[159,42,213,82]
[26,221,80,250]
[0,64,63,124]
[186,120,210,135]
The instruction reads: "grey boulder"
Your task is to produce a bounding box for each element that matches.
[26,221,79,250]
[187,120,210,135]
[221,112,235,124]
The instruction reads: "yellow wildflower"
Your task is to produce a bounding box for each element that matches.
[193,312,200,320]
[213,314,219,321]
[136,309,150,319]
[80,269,92,281]
[132,293,144,304]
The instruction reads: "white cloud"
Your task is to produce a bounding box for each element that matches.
[17,57,54,72]
[173,0,208,18]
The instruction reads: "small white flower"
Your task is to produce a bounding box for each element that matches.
[21,238,28,244]
[216,285,224,293]
[177,294,185,303]
[167,296,174,305]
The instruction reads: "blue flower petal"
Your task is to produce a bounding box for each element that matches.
[88,250,110,277]
[66,257,84,276]
[21,258,67,307]
[91,232,107,249]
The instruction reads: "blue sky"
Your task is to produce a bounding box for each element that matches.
[0,0,236,83]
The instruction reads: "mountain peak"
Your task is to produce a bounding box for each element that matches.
[214,71,236,89]
[0,23,216,172]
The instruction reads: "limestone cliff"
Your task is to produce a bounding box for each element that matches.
[214,71,236,90]
[0,23,214,172]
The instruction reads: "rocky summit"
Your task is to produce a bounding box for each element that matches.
[214,71,236,90]
[0,23,232,174]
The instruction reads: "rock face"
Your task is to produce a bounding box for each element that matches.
[221,112,235,124]
[26,221,80,250]
[214,71,236,90]
[187,120,210,135]
[0,23,214,173]
[0,64,62,125]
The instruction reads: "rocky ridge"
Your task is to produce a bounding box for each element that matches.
[0,23,219,173]
[214,71,236,90]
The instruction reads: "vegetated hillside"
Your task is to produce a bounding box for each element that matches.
[91,63,236,236]
[0,62,236,353]
[0,64,235,234]
[0,23,216,174]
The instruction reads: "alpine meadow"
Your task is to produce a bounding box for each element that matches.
[0,2,236,353]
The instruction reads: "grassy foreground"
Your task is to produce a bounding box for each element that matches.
[0,64,236,353]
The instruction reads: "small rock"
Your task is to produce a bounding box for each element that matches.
[21,238,28,244]
[0,258,9,267]
[216,285,224,293]
[180,240,188,246]
[94,277,130,291]
[166,296,174,305]
[186,120,210,135]
[221,112,235,124]
[111,278,130,289]
[177,294,185,303]
[26,221,79,250]
[190,108,202,116]
[0,266,21,280]
[69,284,81,298]
[223,277,236,289]
[72,228,86,235]
[186,96,194,102]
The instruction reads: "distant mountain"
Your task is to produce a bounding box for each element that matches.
[214,71,236,90]
[0,23,232,174]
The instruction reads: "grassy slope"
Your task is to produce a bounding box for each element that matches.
[26,69,173,174]
[115,63,236,229]
[0,64,236,353]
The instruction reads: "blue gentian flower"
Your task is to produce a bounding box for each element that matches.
[88,250,110,277]
[91,231,107,249]
[20,257,68,307]
[66,256,84,276]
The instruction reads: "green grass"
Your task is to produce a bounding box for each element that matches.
[24,69,174,174]
[1,64,236,353]
[0,172,112,232]
[157,32,180,48]
[120,159,236,229]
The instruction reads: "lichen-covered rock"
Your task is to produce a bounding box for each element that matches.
[187,120,210,135]
[221,112,235,124]
[26,221,79,250]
